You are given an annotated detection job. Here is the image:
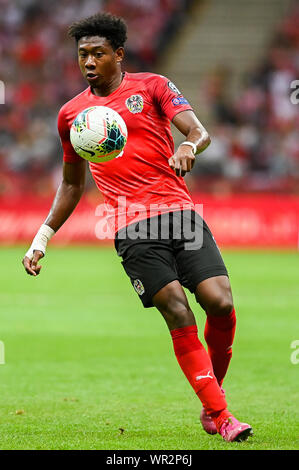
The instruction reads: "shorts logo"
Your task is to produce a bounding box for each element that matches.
[172,96,189,106]
[125,95,144,114]
[133,279,145,296]
[168,81,181,95]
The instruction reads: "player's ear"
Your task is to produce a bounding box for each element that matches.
[115,47,125,63]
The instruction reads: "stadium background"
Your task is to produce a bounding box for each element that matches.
[0,0,298,247]
[0,0,298,451]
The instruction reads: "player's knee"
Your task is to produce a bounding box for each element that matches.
[158,297,195,329]
[170,303,194,328]
[205,294,234,317]
[153,281,196,329]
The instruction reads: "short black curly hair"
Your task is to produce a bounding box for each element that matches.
[68,12,127,50]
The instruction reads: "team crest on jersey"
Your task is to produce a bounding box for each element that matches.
[125,95,144,114]
[133,279,145,296]
[168,81,181,95]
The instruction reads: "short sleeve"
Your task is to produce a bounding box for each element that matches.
[151,75,193,122]
[57,106,82,163]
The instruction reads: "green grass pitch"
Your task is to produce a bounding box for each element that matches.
[0,246,298,450]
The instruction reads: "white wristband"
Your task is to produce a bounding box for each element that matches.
[25,224,55,260]
[179,141,197,154]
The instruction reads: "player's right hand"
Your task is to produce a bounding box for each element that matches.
[22,250,44,276]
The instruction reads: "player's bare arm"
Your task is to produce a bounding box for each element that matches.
[44,160,86,232]
[22,160,86,276]
[169,110,211,177]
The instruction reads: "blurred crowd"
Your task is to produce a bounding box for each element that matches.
[0,0,298,198]
[0,0,191,197]
[189,2,299,194]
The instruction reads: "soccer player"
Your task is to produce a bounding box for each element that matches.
[22,13,252,442]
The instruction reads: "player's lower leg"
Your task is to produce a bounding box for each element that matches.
[194,278,241,435]
[153,281,252,441]
[153,282,227,417]
[171,324,252,442]
[170,325,227,415]
[194,276,236,388]
[200,308,236,434]
[204,308,236,387]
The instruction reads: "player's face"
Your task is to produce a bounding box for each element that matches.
[77,36,124,86]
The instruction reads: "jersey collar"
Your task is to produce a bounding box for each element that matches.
[87,72,127,100]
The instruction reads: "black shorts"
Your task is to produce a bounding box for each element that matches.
[114,210,228,308]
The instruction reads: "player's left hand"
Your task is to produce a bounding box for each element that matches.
[168,145,195,177]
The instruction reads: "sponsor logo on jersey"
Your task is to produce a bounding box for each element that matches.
[168,81,181,95]
[125,95,144,114]
[172,96,189,106]
[133,279,145,296]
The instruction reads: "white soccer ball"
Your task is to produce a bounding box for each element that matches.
[70,106,127,163]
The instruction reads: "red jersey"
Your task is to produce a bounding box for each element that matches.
[58,72,195,234]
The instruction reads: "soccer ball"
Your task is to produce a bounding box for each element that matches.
[70,106,127,163]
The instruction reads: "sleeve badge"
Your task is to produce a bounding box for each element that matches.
[167,81,181,95]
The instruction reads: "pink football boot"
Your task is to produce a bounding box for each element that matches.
[200,408,217,435]
[200,387,225,435]
[217,415,253,442]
